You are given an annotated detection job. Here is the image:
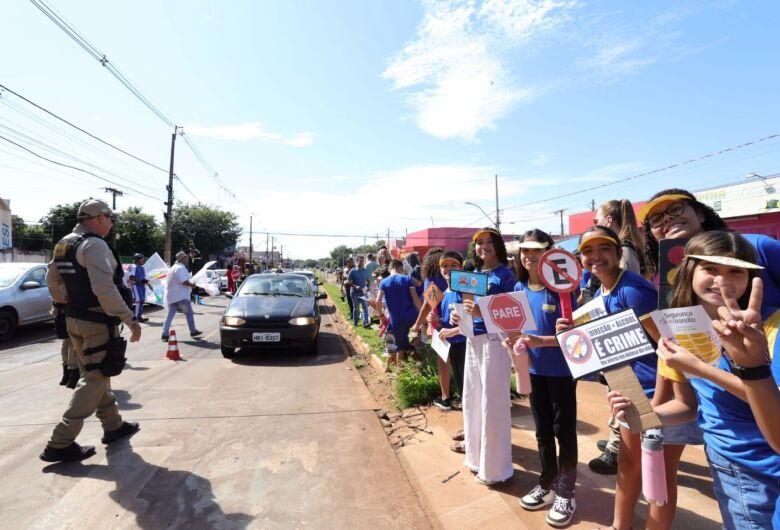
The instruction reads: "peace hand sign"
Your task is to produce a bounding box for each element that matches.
[712,276,769,368]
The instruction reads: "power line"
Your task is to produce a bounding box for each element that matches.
[28,0,238,204]
[500,132,780,212]
[0,83,168,173]
[0,133,164,202]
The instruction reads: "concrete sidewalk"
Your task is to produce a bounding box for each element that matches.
[396,381,722,529]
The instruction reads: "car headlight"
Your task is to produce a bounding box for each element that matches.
[289,316,315,326]
[221,316,246,326]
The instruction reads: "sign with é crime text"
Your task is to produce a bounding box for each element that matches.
[450,270,488,297]
[556,308,654,379]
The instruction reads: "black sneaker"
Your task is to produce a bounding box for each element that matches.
[433,396,452,410]
[101,421,140,444]
[546,495,576,527]
[190,330,203,338]
[519,485,556,510]
[161,334,169,341]
[40,442,96,463]
[588,449,618,474]
[65,369,80,389]
[596,439,608,452]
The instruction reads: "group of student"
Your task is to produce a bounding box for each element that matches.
[355,188,780,529]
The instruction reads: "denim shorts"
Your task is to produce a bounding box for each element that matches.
[705,444,780,530]
[662,420,704,445]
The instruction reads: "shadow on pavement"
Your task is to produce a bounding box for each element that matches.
[0,322,57,350]
[113,389,142,411]
[42,442,252,529]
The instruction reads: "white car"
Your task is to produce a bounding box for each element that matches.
[214,269,228,291]
[0,263,53,342]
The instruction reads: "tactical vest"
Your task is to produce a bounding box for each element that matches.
[52,232,131,318]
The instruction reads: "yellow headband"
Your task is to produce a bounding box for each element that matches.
[685,254,765,270]
[577,233,619,253]
[439,257,462,268]
[472,228,501,242]
[637,194,691,223]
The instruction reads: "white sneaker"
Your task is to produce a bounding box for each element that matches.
[519,485,555,510]
[546,495,576,527]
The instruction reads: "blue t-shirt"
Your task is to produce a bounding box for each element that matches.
[347,267,370,291]
[689,307,780,480]
[380,274,418,326]
[439,289,465,344]
[596,270,659,396]
[742,233,780,311]
[514,281,576,377]
[473,264,517,335]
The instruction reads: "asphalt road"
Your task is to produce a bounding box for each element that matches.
[0,296,430,529]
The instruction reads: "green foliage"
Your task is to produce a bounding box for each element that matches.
[11,215,49,251]
[329,245,352,266]
[115,206,163,258]
[171,202,242,261]
[396,360,440,408]
[303,259,319,268]
[41,200,83,245]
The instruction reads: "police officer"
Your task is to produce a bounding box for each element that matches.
[40,199,142,463]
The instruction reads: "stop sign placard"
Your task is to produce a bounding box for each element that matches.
[476,291,536,335]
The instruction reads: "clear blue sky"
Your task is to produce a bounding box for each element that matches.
[2,0,778,259]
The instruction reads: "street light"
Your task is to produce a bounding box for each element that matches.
[465,201,499,231]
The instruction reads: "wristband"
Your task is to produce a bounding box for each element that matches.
[729,360,772,380]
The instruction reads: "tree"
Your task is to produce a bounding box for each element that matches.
[11,215,48,251]
[329,245,352,267]
[115,206,163,258]
[304,259,318,269]
[41,201,83,248]
[171,203,242,262]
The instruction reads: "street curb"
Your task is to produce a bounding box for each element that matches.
[322,291,386,371]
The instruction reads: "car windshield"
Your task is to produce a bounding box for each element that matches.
[0,266,28,288]
[238,276,311,297]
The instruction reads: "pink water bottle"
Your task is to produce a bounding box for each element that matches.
[512,339,532,395]
[641,429,667,506]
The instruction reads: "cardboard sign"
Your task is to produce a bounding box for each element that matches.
[555,308,655,379]
[603,364,662,432]
[657,238,688,309]
[424,282,444,309]
[476,291,537,336]
[539,249,582,293]
[452,302,474,338]
[450,270,488,297]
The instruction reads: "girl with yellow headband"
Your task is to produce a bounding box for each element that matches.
[451,227,517,485]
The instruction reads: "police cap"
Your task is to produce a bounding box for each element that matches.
[133,253,145,260]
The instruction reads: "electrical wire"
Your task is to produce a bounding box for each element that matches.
[0,133,164,202]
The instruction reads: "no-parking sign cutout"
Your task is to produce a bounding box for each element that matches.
[539,249,582,293]
[555,308,655,379]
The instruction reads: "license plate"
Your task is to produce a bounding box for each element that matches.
[252,332,280,343]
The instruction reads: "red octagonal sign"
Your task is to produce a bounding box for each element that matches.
[486,293,527,333]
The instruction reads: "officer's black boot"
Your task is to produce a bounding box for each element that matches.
[65,368,80,389]
[40,442,96,463]
[58,366,69,386]
[102,421,140,444]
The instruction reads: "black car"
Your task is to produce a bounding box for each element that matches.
[219,273,326,358]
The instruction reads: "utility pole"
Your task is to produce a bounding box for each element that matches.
[164,126,182,265]
[248,215,253,271]
[280,245,284,267]
[271,236,275,268]
[553,209,567,237]
[266,232,269,268]
[103,187,124,210]
[494,174,501,232]
[590,199,596,212]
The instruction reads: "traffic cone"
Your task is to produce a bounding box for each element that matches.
[166,329,183,361]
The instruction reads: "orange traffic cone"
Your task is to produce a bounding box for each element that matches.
[166,329,183,361]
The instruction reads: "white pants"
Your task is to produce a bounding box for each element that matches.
[463,333,514,483]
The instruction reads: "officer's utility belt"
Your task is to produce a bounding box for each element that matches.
[67,308,127,377]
